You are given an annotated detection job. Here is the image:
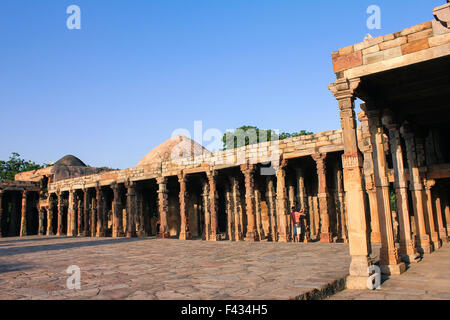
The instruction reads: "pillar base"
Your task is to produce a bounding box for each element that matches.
[380,262,406,276]
[157,232,170,239]
[400,253,421,264]
[179,231,192,240]
[47,231,54,236]
[126,231,137,238]
[277,234,289,242]
[320,232,333,243]
[415,235,433,254]
[137,231,147,238]
[438,230,447,243]
[244,232,259,242]
[346,275,372,290]
[431,233,441,249]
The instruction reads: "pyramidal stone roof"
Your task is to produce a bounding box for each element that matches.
[54,155,87,167]
[137,135,210,167]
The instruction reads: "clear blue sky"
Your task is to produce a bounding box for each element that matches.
[0,0,443,169]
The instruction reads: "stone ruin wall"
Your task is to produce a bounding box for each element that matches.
[48,128,348,193]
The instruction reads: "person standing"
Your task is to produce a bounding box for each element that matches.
[290,207,306,243]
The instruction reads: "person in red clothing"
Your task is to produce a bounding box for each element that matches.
[290,207,306,243]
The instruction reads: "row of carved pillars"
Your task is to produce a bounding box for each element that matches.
[329,78,450,289]
[0,189,41,237]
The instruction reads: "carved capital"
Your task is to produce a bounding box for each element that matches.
[328,78,361,103]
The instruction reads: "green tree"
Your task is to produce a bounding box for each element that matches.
[222,126,313,150]
[0,152,48,181]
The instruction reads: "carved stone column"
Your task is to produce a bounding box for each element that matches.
[157,177,170,238]
[207,170,218,241]
[202,179,211,241]
[266,176,277,242]
[383,110,418,263]
[231,176,242,241]
[96,186,105,237]
[255,188,263,240]
[295,168,310,242]
[126,182,137,238]
[358,110,381,243]
[424,179,441,249]
[444,194,450,239]
[82,189,89,236]
[112,184,123,238]
[226,187,234,241]
[312,153,332,243]
[178,173,191,240]
[90,196,96,237]
[77,194,83,236]
[401,123,433,254]
[276,160,289,242]
[67,190,76,236]
[241,164,258,242]
[335,167,347,243]
[366,108,405,275]
[241,164,259,241]
[0,190,4,237]
[135,189,145,237]
[434,187,448,244]
[20,190,28,237]
[38,207,45,236]
[47,195,55,236]
[329,78,372,289]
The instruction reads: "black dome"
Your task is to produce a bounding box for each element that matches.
[54,155,86,167]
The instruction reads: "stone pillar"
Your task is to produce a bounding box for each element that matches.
[112,184,123,238]
[207,170,218,241]
[401,123,433,254]
[38,207,45,236]
[366,108,405,275]
[329,78,372,289]
[266,177,277,242]
[178,174,191,240]
[241,164,258,242]
[295,168,310,242]
[47,196,55,236]
[335,167,348,243]
[157,177,170,238]
[312,153,332,243]
[67,190,76,236]
[96,186,105,237]
[358,110,381,244]
[434,187,448,243]
[424,179,441,249]
[20,190,28,237]
[231,177,242,241]
[90,196,96,236]
[226,187,234,241]
[135,190,145,237]
[126,182,137,238]
[77,195,83,236]
[382,110,418,263]
[202,179,211,241]
[276,160,289,242]
[82,189,89,236]
[0,190,4,237]
[444,194,450,239]
[255,188,263,240]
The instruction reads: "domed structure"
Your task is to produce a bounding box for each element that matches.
[54,155,87,167]
[137,135,210,167]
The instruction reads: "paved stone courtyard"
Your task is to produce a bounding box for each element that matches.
[0,236,351,300]
[329,243,450,300]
